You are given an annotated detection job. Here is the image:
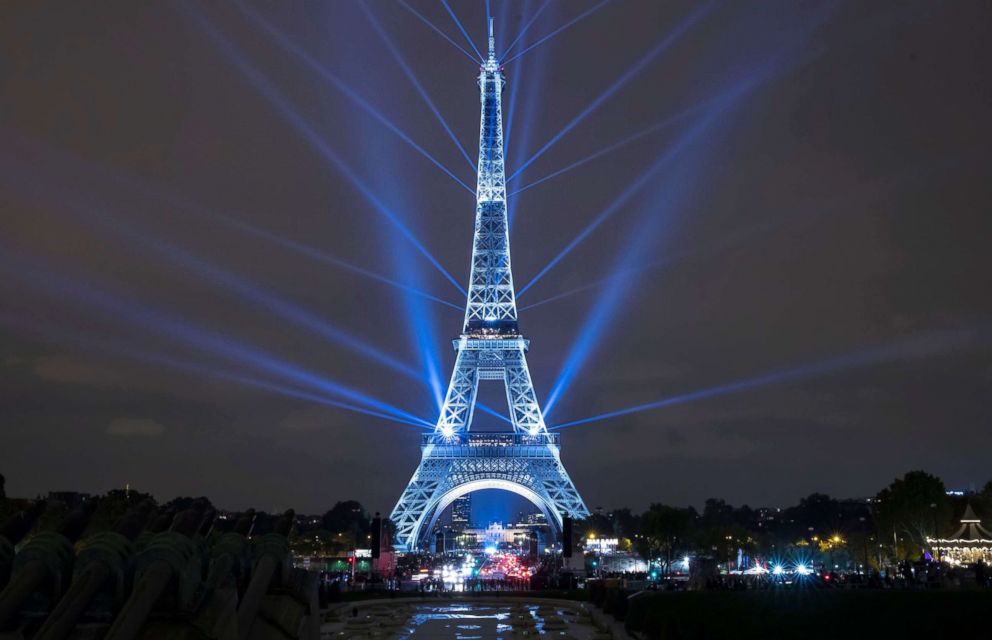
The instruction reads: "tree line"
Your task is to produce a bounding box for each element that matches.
[578,470,992,570]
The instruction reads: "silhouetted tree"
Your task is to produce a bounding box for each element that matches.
[977,480,992,521]
[874,470,950,558]
[85,487,156,534]
[782,493,841,540]
[163,496,213,512]
[322,500,370,548]
[700,499,735,528]
[611,507,640,540]
[640,504,695,572]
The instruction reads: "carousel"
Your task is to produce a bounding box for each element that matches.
[928,504,992,565]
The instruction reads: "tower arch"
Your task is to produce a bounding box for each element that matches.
[416,479,561,550]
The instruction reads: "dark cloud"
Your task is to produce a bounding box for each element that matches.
[106,417,166,438]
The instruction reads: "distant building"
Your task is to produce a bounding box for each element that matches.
[523,511,547,526]
[294,513,324,533]
[451,495,471,529]
[46,491,92,509]
[454,521,544,550]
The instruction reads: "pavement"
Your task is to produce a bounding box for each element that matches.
[321,597,623,640]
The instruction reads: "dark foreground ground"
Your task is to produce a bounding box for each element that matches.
[625,590,992,639]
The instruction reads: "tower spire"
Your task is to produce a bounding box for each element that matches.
[488,17,496,63]
[467,18,512,332]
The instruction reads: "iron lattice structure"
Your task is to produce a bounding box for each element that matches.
[391,21,589,551]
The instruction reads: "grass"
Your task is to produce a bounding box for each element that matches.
[624,589,992,639]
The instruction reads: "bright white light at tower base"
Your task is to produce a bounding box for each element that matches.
[441,426,454,437]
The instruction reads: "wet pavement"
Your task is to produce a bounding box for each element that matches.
[324,600,607,640]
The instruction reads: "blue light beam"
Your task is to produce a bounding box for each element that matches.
[398,0,481,64]
[223,215,463,312]
[517,56,783,299]
[359,3,476,173]
[507,1,714,183]
[476,403,513,425]
[545,15,877,419]
[235,2,475,194]
[0,312,431,430]
[541,135,708,418]
[551,330,988,431]
[0,251,429,427]
[185,6,467,296]
[509,100,706,197]
[502,0,551,60]
[0,167,425,383]
[441,0,485,61]
[0,139,463,313]
[515,141,675,299]
[501,0,610,65]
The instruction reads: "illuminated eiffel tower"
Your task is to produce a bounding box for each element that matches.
[390,20,589,551]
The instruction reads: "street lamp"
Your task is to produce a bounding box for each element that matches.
[929,503,939,561]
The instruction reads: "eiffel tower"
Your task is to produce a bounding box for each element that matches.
[390,20,589,551]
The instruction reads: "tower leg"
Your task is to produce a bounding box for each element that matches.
[436,350,479,436]
[504,350,546,435]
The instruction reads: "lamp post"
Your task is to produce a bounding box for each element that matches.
[859,517,869,574]
[929,503,938,562]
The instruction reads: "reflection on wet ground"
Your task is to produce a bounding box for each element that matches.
[324,601,604,640]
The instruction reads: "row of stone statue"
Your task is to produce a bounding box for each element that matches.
[0,498,319,640]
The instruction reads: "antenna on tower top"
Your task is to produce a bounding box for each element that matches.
[488,18,496,61]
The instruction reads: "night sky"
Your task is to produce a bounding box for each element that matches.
[1,1,990,517]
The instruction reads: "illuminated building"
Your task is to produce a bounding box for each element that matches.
[451,495,472,529]
[390,20,588,551]
[928,504,992,565]
[455,521,541,550]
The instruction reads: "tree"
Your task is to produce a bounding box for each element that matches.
[640,504,695,573]
[85,487,157,534]
[977,480,992,521]
[700,499,734,528]
[321,501,370,549]
[874,470,950,558]
[782,493,841,541]
[693,522,753,565]
[163,496,213,512]
[611,507,641,540]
